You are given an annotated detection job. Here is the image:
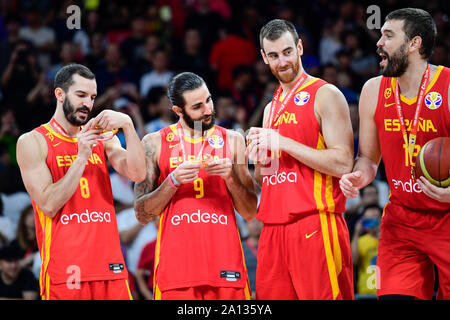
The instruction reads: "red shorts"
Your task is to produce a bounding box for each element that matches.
[256,211,354,300]
[42,278,133,300]
[377,203,450,300]
[156,285,251,300]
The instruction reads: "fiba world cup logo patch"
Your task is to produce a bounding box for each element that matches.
[208,135,224,149]
[424,92,442,110]
[294,91,310,106]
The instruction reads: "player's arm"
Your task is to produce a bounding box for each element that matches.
[340,77,382,198]
[133,133,202,225]
[248,85,354,178]
[16,127,101,218]
[206,131,258,221]
[283,83,355,177]
[89,110,146,182]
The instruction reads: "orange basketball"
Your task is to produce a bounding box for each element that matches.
[414,137,450,187]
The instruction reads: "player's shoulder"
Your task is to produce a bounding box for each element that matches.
[361,76,383,96]
[17,130,48,164]
[17,129,46,148]
[142,130,162,146]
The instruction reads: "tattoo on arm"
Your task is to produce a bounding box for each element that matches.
[134,139,159,224]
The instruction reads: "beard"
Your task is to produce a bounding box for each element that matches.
[63,97,91,126]
[269,57,301,84]
[182,109,216,132]
[378,42,409,77]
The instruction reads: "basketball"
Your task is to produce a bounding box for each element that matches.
[415,137,450,187]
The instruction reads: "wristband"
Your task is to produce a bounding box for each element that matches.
[169,172,180,188]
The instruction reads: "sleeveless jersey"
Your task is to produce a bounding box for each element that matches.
[374,65,450,211]
[154,124,249,292]
[257,78,347,224]
[32,123,127,292]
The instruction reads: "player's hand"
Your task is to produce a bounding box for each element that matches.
[172,160,202,185]
[245,127,277,165]
[339,171,364,198]
[77,119,103,160]
[204,158,233,180]
[85,109,133,132]
[246,127,282,152]
[417,172,450,203]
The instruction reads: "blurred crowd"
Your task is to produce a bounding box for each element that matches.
[0,0,449,299]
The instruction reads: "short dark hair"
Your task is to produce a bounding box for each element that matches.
[259,19,299,51]
[361,204,383,216]
[54,64,95,92]
[167,72,205,108]
[385,8,437,60]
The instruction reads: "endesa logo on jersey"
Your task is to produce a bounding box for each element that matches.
[171,210,228,226]
[391,178,422,194]
[60,209,111,225]
[262,171,297,186]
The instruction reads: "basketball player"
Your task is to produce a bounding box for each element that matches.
[340,8,450,299]
[134,72,257,300]
[16,64,146,299]
[246,19,355,300]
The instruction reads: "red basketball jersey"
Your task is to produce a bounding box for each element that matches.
[32,124,127,294]
[154,124,249,295]
[374,65,450,211]
[257,78,347,224]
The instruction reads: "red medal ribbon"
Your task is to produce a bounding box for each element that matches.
[393,63,430,180]
[268,71,308,128]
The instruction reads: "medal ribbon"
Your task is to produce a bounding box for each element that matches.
[268,71,307,128]
[50,118,76,137]
[176,121,209,162]
[393,63,430,180]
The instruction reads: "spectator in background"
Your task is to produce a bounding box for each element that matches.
[18,7,56,71]
[209,20,257,91]
[120,16,149,67]
[135,217,159,300]
[0,14,22,76]
[319,18,344,66]
[9,205,37,271]
[214,93,241,130]
[0,244,39,299]
[345,183,380,239]
[320,63,359,106]
[26,73,55,128]
[241,218,263,299]
[185,0,225,54]
[341,30,378,81]
[230,65,258,122]
[144,86,175,134]
[72,10,103,59]
[174,27,212,85]
[117,206,158,299]
[0,139,25,196]
[83,31,106,73]
[95,43,138,96]
[133,33,161,77]
[351,205,382,296]
[46,41,78,81]
[139,48,174,98]
[430,41,449,67]
[1,40,40,132]
[0,197,14,248]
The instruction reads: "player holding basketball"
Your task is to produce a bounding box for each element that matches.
[340,8,450,299]
[134,72,257,300]
[16,64,146,299]
[246,19,355,300]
